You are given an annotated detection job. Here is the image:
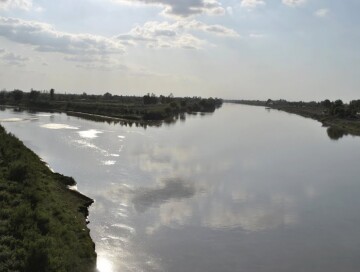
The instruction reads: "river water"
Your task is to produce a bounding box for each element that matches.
[1,104,360,272]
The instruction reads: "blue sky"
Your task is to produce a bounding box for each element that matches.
[0,0,359,100]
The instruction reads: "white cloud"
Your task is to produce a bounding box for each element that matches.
[116,20,239,49]
[64,54,129,72]
[0,0,32,10]
[113,0,225,18]
[241,0,265,9]
[71,56,166,78]
[64,54,126,63]
[314,8,329,18]
[170,33,205,49]
[182,20,239,37]
[2,52,28,62]
[282,0,306,7]
[0,17,126,58]
[0,15,238,69]
[75,62,128,72]
[0,49,29,66]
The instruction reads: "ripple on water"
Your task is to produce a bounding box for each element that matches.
[110,224,136,235]
[73,140,110,156]
[73,139,99,150]
[0,118,24,122]
[102,235,129,246]
[0,117,38,122]
[36,114,53,117]
[117,212,128,218]
[119,145,124,152]
[102,160,116,166]
[117,208,129,218]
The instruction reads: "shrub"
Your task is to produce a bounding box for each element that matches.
[8,162,28,182]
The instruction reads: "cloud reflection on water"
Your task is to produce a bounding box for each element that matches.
[3,105,360,272]
[41,123,78,129]
[123,141,298,233]
[132,178,196,213]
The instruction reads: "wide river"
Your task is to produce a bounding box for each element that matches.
[1,104,360,272]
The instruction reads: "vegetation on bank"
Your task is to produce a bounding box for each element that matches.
[0,89,223,123]
[227,99,360,138]
[0,125,96,272]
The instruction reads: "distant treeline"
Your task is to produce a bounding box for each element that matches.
[227,98,360,138]
[228,99,360,119]
[0,125,96,271]
[0,89,223,122]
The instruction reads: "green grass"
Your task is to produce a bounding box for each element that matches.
[0,125,96,272]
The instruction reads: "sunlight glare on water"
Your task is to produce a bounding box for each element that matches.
[97,256,113,272]
[41,123,79,130]
[78,129,104,139]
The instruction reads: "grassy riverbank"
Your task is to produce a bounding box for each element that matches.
[227,99,360,138]
[0,125,96,271]
[0,90,222,123]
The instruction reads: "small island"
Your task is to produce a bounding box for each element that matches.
[0,89,223,125]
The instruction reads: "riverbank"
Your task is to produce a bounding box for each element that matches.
[269,105,360,137]
[227,100,360,138]
[0,125,96,271]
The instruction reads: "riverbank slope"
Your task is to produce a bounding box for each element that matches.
[0,125,96,271]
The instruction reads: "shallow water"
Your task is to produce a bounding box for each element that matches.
[1,104,360,272]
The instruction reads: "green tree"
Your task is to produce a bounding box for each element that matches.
[50,89,55,100]
[29,90,40,101]
[12,90,24,102]
[321,99,331,108]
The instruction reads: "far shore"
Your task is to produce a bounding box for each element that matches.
[226,99,360,139]
[0,90,223,125]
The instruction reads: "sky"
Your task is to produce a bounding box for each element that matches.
[0,0,359,101]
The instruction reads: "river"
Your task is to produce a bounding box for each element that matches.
[1,104,360,272]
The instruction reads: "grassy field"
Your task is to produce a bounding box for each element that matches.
[0,125,96,272]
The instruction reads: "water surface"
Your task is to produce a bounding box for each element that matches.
[1,104,360,272]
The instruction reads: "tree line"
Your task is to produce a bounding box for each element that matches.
[0,89,223,121]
